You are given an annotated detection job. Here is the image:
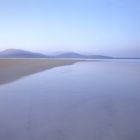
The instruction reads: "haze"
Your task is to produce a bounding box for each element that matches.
[0,0,140,57]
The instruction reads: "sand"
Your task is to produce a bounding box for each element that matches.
[0,58,79,85]
[0,60,140,140]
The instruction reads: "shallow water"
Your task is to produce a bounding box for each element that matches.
[0,60,140,140]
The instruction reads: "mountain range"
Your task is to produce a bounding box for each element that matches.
[51,52,113,59]
[0,49,113,59]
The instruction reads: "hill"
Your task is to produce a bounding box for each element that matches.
[0,49,48,58]
[51,52,113,59]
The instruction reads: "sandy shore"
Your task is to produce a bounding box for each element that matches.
[0,58,79,85]
[0,60,140,140]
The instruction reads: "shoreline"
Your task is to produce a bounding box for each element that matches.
[0,58,80,85]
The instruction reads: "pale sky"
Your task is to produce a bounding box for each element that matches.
[0,0,140,57]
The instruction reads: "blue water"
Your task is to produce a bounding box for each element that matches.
[0,60,140,140]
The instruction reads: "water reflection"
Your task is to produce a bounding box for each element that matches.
[0,60,140,140]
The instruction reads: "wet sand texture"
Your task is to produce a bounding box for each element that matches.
[0,59,78,85]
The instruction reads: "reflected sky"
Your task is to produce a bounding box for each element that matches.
[0,60,140,140]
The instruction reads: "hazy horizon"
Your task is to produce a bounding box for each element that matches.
[0,0,140,57]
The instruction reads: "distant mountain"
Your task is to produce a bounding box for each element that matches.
[0,49,113,59]
[51,52,113,59]
[0,49,48,58]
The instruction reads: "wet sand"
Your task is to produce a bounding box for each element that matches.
[0,60,140,140]
[0,58,79,85]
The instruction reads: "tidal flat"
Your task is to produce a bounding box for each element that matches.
[0,59,140,140]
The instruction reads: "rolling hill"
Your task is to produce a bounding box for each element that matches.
[0,49,48,58]
[51,52,113,59]
[0,49,113,59]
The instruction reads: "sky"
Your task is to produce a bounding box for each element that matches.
[0,0,140,57]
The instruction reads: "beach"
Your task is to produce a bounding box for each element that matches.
[0,59,140,140]
[0,58,79,85]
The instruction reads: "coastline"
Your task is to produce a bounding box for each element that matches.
[0,58,80,85]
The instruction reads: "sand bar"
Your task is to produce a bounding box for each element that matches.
[0,58,79,85]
